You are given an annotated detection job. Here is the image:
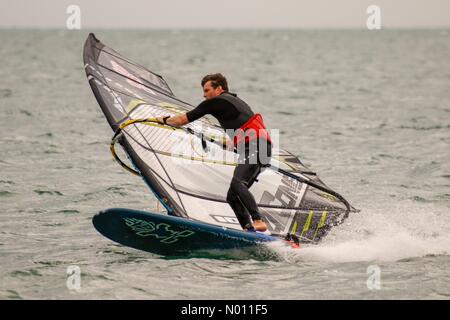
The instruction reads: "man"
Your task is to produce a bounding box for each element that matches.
[156,73,271,232]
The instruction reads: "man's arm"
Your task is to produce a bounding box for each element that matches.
[156,99,212,127]
[155,113,189,127]
[167,114,189,127]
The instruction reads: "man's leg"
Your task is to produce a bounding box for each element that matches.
[226,187,252,230]
[228,163,267,231]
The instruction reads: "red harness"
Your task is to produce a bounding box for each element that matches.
[233,113,272,146]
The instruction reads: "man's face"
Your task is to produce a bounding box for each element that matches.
[203,81,223,100]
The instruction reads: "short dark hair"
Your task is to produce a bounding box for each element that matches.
[201,73,229,91]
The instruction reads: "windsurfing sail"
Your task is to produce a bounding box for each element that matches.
[83,33,357,244]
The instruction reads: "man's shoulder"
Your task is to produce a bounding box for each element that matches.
[216,92,242,103]
[191,96,230,113]
[204,93,237,105]
[218,92,238,98]
[194,93,242,112]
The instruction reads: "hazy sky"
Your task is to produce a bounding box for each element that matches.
[1,0,449,29]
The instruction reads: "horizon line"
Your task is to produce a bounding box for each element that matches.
[1,26,450,31]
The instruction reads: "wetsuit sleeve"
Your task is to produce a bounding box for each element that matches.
[186,99,212,122]
[186,96,237,123]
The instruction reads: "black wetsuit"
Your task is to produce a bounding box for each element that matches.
[186,92,272,230]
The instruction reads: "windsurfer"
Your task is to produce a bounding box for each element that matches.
[156,73,271,232]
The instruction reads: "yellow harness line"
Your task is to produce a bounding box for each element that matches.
[118,117,169,130]
[110,117,169,176]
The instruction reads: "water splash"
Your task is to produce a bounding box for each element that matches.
[268,200,450,263]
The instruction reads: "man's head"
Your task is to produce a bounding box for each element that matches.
[201,73,228,100]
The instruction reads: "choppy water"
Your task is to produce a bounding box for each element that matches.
[1,29,450,299]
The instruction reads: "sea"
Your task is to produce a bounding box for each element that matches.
[0,29,449,300]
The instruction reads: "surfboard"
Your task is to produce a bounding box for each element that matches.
[93,208,280,258]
